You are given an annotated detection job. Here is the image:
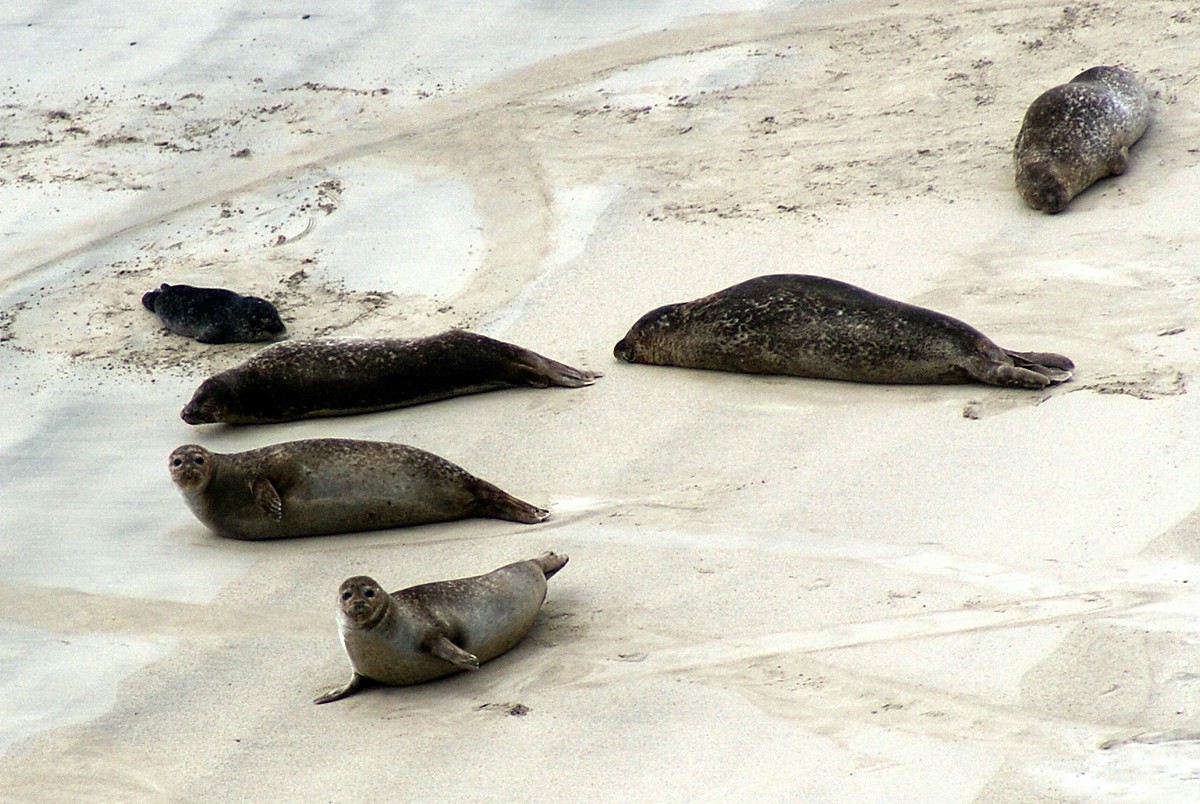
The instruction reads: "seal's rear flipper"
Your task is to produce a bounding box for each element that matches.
[473,479,550,524]
[1006,349,1074,384]
[531,551,569,580]
[512,349,602,389]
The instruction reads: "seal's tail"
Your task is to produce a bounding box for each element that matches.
[531,551,568,580]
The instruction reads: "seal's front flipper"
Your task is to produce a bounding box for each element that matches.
[195,326,229,345]
[252,477,283,520]
[1109,145,1130,175]
[1006,349,1074,384]
[314,672,370,704]
[427,635,480,669]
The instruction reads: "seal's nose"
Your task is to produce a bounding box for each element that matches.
[180,403,202,424]
[613,338,631,361]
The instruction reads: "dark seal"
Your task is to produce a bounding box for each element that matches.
[142,283,286,343]
[168,438,549,540]
[613,274,1073,389]
[1014,66,1150,213]
[314,552,568,704]
[180,329,601,425]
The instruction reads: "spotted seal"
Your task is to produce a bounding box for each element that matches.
[141,283,286,343]
[1014,66,1150,213]
[314,552,568,704]
[613,274,1073,389]
[168,438,548,540]
[181,329,600,425]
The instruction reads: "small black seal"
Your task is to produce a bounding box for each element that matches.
[142,283,286,344]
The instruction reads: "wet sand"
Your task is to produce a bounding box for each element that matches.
[2,0,1199,800]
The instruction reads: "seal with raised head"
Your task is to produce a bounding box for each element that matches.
[168,438,548,540]
[142,283,286,343]
[314,552,568,704]
[1014,66,1150,213]
[613,274,1073,389]
[181,329,600,425]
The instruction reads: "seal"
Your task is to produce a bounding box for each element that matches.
[314,551,568,704]
[613,274,1074,389]
[168,438,548,540]
[141,283,286,343]
[1014,66,1150,213]
[180,329,601,425]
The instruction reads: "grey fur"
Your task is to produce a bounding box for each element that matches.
[1014,66,1150,213]
[614,275,1073,389]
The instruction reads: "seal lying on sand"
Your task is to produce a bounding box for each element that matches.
[614,275,1073,389]
[168,438,548,540]
[181,329,600,424]
[314,552,568,704]
[142,283,286,343]
[1014,66,1149,213]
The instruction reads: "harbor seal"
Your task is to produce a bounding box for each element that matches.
[181,329,600,425]
[168,438,548,540]
[1014,66,1150,213]
[613,274,1073,389]
[314,551,568,704]
[142,283,286,343]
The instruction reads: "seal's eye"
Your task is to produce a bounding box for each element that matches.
[341,590,352,601]
[172,458,182,467]
[195,457,204,465]
[364,588,375,598]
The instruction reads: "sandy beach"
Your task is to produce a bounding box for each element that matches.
[2,0,1199,800]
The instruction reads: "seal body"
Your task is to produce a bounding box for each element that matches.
[142,283,286,343]
[1014,66,1149,213]
[181,329,600,425]
[614,274,1073,389]
[314,552,568,703]
[168,438,548,540]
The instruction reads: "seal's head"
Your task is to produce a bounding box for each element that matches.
[614,303,681,363]
[1017,159,1070,214]
[181,377,236,424]
[169,444,216,492]
[234,296,287,340]
[337,576,390,629]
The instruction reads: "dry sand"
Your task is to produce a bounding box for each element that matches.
[2,0,1199,800]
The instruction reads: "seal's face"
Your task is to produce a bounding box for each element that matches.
[1018,160,1069,213]
[614,303,679,363]
[338,576,389,629]
[169,445,215,492]
[181,378,234,424]
[236,296,287,338]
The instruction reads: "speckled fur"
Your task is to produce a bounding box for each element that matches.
[168,438,548,540]
[1014,66,1149,213]
[614,275,1073,388]
[314,553,567,701]
[181,329,600,424]
[142,283,285,344]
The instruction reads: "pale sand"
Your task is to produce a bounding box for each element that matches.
[2,0,1200,800]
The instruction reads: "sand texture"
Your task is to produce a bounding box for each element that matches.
[2,0,1199,800]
